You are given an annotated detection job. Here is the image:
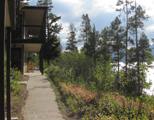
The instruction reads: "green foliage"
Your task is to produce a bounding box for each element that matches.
[4,50,23,94]
[41,1,154,119]
[44,51,115,92]
[129,4,149,35]
[99,27,112,61]
[66,23,78,54]
[30,53,39,68]
[43,47,154,119]
[92,57,114,92]
[83,25,100,65]
[47,77,154,119]
[11,68,22,81]
[10,80,23,96]
[109,16,125,90]
[43,35,61,64]
[9,68,23,95]
[37,0,53,11]
[139,32,153,64]
[37,0,62,64]
[109,17,125,64]
[79,14,91,43]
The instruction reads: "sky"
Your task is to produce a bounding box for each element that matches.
[29,0,154,51]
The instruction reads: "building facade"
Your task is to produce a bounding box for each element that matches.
[0,0,48,119]
[11,5,47,74]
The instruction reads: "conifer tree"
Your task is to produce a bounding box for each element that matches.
[99,27,112,61]
[83,25,100,65]
[37,0,52,11]
[43,36,61,65]
[116,0,134,78]
[79,14,91,43]
[109,17,125,89]
[138,32,152,65]
[129,1,149,95]
[37,0,62,65]
[136,32,152,93]
[66,23,78,54]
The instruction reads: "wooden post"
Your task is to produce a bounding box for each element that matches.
[0,0,6,119]
[7,27,11,120]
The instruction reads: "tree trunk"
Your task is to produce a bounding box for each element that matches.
[125,1,128,79]
[135,0,140,96]
[47,59,50,66]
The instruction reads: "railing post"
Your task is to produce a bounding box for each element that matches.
[0,0,6,119]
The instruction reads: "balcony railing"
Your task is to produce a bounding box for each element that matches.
[12,25,45,41]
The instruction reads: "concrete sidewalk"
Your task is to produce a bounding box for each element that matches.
[22,68,64,120]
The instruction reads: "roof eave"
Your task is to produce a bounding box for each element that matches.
[8,0,16,30]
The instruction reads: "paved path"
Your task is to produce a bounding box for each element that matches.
[22,69,64,120]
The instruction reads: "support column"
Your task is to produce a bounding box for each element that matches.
[40,46,43,75]
[21,45,24,74]
[0,0,6,119]
[7,27,11,120]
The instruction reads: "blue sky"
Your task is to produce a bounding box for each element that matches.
[29,0,154,50]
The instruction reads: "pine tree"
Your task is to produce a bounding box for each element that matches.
[109,17,125,89]
[129,1,149,95]
[99,27,112,61]
[116,0,134,78]
[37,0,53,11]
[83,24,100,65]
[138,32,152,65]
[138,32,152,93]
[66,23,78,54]
[43,36,61,65]
[79,14,91,43]
[37,0,62,65]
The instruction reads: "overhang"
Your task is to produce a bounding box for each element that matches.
[24,43,42,53]
[5,0,16,30]
[21,6,48,26]
[5,0,11,28]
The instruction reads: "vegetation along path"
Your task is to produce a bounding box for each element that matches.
[22,68,64,120]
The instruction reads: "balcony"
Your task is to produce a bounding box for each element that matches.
[12,25,45,43]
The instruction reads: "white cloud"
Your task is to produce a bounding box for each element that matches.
[57,20,69,38]
[93,0,117,13]
[77,44,83,51]
[146,24,154,32]
[57,20,81,40]
[136,0,154,21]
[29,0,154,48]
[53,0,118,19]
[61,39,67,43]
[55,0,84,16]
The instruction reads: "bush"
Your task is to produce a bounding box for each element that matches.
[44,51,154,119]
[46,52,115,92]
[5,51,27,119]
